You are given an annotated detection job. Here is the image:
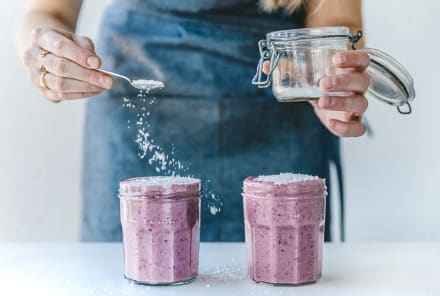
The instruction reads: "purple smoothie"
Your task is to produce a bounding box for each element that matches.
[243,173,326,285]
[119,176,201,285]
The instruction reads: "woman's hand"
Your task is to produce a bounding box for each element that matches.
[263,50,370,137]
[311,50,370,137]
[22,28,113,103]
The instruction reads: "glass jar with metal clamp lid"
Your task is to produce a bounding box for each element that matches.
[252,27,415,114]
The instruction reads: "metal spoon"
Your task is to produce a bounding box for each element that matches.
[97,69,165,90]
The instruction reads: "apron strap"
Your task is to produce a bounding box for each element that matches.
[330,134,345,242]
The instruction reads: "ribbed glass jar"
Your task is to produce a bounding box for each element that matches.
[243,173,327,285]
[119,176,201,285]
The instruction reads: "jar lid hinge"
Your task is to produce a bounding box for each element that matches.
[349,30,363,50]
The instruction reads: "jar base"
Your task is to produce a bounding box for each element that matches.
[252,278,319,286]
[124,274,197,286]
[276,97,319,103]
[275,91,352,103]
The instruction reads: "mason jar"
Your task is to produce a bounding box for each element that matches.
[252,26,415,114]
[119,176,201,285]
[243,173,327,285]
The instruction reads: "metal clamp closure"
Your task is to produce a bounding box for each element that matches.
[349,30,363,49]
[252,40,280,88]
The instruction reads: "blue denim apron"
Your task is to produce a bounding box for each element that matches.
[81,0,342,242]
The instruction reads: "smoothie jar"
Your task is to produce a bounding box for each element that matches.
[252,26,415,114]
[119,176,201,285]
[243,173,327,285]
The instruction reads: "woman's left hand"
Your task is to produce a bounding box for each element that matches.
[310,50,370,137]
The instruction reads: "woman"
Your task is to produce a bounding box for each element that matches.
[17,0,369,242]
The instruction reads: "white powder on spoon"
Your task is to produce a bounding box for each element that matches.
[131,79,164,91]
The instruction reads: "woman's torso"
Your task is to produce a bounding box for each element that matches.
[99,0,306,97]
[80,0,337,242]
[122,0,257,13]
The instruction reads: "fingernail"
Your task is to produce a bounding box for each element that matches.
[322,77,334,89]
[334,54,346,65]
[99,75,113,89]
[87,56,100,68]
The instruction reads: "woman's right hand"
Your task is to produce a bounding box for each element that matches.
[23,28,113,103]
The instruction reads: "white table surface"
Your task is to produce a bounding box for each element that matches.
[0,243,438,296]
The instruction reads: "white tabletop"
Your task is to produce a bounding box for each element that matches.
[0,243,438,296]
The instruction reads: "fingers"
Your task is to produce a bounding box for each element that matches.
[41,89,101,102]
[31,28,101,69]
[333,50,370,71]
[327,119,366,137]
[320,72,370,93]
[72,34,95,51]
[263,61,270,75]
[311,99,367,137]
[25,28,107,102]
[42,54,113,89]
[24,46,113,89]
[318,94,368,114]
[264,50,370,76]
[30,70,105,93]
[44,72,105,93]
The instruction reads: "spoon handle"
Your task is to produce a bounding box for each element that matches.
[97,69,132,83]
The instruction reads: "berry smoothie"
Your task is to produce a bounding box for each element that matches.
[243,173,326,285]
[119,176,201,285]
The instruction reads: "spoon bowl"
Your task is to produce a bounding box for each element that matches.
[97,69,165,91]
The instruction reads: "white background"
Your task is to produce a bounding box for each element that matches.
[0,0,438,242]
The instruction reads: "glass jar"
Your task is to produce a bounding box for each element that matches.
[119,176,201,285]
[252,27,415,114]
[243,173,327,285]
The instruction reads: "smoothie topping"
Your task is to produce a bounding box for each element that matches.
[256,173,318,184]
[124,176,200,186]
[131,79,164,91]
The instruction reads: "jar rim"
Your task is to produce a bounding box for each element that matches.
[242,193,327,200]
[119,176,201,199]
[267,26,350,42]
[119,191,201,200]
[242,175,327,198]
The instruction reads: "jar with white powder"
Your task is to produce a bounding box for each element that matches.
[252,27,415,114]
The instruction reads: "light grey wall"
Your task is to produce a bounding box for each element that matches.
[343,0,440,241]
[0,0,438,242]
[0,0,108,241]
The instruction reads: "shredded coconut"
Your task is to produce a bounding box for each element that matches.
[275,87,350,102]
[131,79,164,90]
[198,259,247,285]
[124,176,200,186]
[275,87,323,101]
[256,173,318,184]
[209,205,220,215]
[121,90,223,215]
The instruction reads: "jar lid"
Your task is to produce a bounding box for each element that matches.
[362,48,416,114]
[267,26,350,45]
[119,176,201,199]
